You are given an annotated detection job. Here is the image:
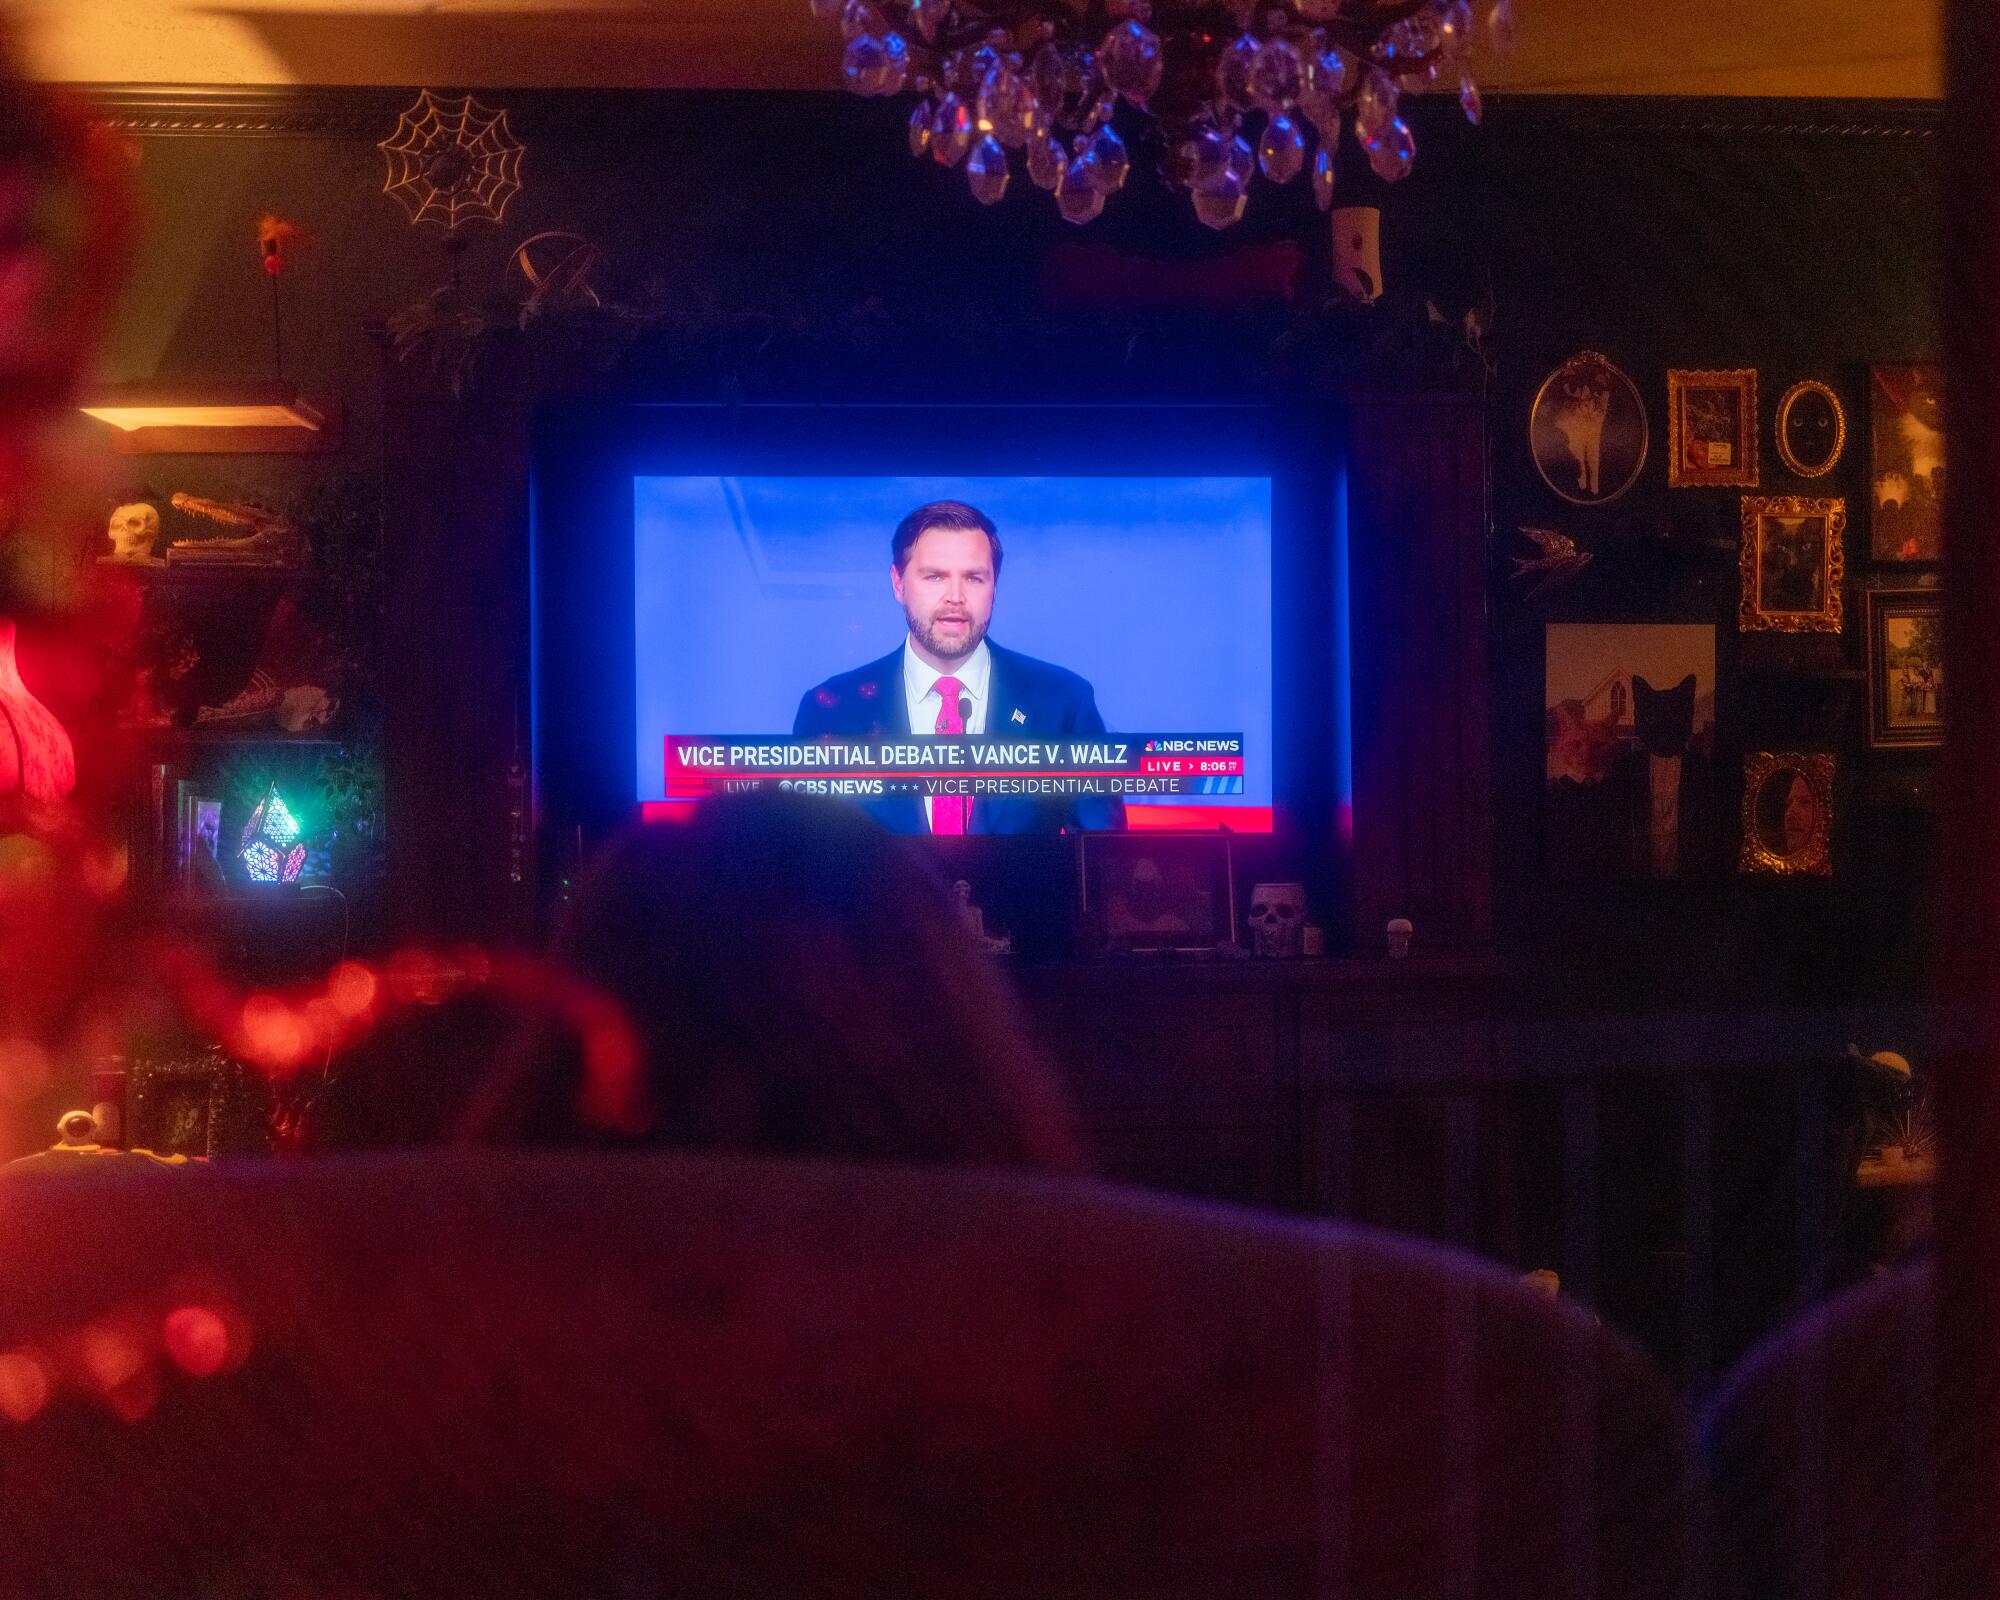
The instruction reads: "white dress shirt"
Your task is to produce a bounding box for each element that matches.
[902,637,990,832]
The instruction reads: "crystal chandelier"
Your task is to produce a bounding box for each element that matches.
[816,0,1513,228]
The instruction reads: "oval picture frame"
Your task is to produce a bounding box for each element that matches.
[1528,351,1650,508]
[1774,379,1846,479]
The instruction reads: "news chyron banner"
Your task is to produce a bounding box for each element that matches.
[664,735,1245,803]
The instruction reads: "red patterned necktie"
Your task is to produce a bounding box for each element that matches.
[932,674,967,835]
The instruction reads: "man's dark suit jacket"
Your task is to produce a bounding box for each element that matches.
[792,640,1126,835]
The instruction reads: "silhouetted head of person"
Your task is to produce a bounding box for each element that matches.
[465,791,1083,1171]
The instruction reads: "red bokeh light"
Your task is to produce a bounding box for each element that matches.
[100,1367,158,1425]
[78,840,128,897]
[0,1035,50,1102]
[0,1349,50,1424]
[237,992,309,1071]
[78,1320,145,1394]
[161,1306,231,1378]
[327,960,377,1019]
[151,935,648,1133]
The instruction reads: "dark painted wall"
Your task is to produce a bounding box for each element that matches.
[1461,104,1940,1014]
[88,87,1941,1014]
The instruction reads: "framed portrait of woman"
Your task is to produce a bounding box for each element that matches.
[1740,752,1834,877]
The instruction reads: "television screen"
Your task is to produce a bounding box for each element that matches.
[632,474,1274,833]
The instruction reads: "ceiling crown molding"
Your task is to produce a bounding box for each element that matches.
[78,84,417,137]
[1478,94,1943,138]
[73,83,1944,143]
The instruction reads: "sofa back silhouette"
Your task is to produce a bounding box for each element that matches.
[0,1152,1698,1599]
[1705,1263,1955,1600]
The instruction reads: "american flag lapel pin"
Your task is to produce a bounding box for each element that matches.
[1010,708,1026,725]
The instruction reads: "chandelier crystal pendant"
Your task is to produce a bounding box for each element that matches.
[815,0,1514,227]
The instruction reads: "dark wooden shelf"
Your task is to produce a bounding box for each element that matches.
[100,560,315,584]
[1014,949,1504,996]
[130,728,348,749]
[1734,662,1867,681]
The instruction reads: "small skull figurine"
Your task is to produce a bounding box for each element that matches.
[952,878,985,942]
[1247,881,1307,958]
[104,501,161,562]
[1387,917,1414,959]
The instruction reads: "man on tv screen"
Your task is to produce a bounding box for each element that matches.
[793,499,1125,835]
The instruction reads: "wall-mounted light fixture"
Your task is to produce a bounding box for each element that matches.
[78,383,341,454]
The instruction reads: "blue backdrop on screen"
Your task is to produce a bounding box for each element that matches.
[633,475,1274,818]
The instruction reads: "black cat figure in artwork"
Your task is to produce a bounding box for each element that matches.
[1633,674,1695,755]
[1545,670,1714,881]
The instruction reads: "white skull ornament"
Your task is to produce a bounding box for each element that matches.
[1247,881,1307,958]
[105,502,160,562]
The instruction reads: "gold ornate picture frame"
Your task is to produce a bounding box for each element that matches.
[1740,752,1833,876]
[1668,368,1758,488]
[1774,379,1846,478]
[1740,495,1845,633]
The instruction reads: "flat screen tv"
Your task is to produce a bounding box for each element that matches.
[633,472,1272,831]
[534,403,1347,874]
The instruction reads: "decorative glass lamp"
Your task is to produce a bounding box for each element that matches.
[240,783,307,885]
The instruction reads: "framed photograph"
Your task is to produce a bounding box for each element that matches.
[1529,350,1649,507]
[1739,496,1845,633]
[1870,365,1944,561]
[1740,752,1834,877]
[175,784,225,889]
[1865,587,1943,750]
[128,1044,275,1157]
[1667,368,1758,487]
[1544,623,1717,880]
[1774,379,1847,479]
[1079,832,1236,953]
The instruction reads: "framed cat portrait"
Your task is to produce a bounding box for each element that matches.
[1870,365,1943,561]
[1774,379,1846,479]
[1544,623,1718,880]
[1529,351,1649,507]
[1668,368,1759,488]
[1740,496,1846,633]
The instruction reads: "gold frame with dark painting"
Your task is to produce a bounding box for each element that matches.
[1667,368,1759,488]
[1739,495,1845,633]
[1870,364,1945,562]
[1774,379,1847,478]
[1529,351,1649,508]
[1865,587,1944,751]
[1740,752,1833,876]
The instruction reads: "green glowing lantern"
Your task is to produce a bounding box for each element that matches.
[240,783,306,884]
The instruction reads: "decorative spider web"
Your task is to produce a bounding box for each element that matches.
[378,90,525,234]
